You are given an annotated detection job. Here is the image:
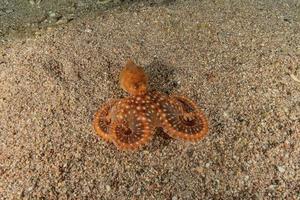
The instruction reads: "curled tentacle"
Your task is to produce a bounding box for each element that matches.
[171,95,198,113]
[93,99,118,142]
[159,95,209,141]
[110,106,154,150]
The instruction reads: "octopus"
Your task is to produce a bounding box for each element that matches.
[93,60,209,150]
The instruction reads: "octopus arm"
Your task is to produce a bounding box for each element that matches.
[110,105,155,150]
[159,95,209,141]
[93,99,118,142]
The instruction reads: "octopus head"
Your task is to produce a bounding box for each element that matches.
[119,60,148,96]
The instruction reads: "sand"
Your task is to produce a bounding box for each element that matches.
[1,0,300,199]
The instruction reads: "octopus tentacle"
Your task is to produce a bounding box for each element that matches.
[170,95,199,114]
[93,99,118,142]
[159,95,209,141]
[110,103,155,150]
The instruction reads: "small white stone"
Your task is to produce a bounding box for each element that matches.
[268,185,275,190]
[49,12,56,18]
[277,166,285,173]
[223,111,229,118]
[29,0,35,5]
[105,185,111,192]
[85,28,93,33]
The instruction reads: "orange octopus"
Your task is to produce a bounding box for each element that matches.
[93,60,209,150]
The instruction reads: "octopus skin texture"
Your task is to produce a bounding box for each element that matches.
[93,60,209,150]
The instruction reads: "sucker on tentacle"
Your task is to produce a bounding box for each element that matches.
[93,59,209,150]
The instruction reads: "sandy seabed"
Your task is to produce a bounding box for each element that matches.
[0,0,300,199]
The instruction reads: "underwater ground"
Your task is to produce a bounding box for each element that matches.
[0,0,299,199]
